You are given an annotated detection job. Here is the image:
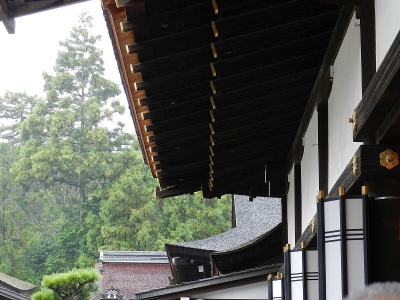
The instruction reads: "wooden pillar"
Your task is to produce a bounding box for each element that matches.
[359,0,376,144]
[294,164,302,241]
[318,102,329,194]
[359,0,376,95]
[281,195,288,246]
[317,191,326,300]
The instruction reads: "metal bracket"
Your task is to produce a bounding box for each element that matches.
[348,111,358,132]
[309,218,316,234]
[348,154,359,176]
[380,149,399,170]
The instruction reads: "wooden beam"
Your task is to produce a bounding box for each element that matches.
[135,31,330,92]
[210,49,326,95]
[359,0,376,95]
[157,144,291,182]
[375,98,400,143]
[215,10,339,55]
[115,0,162,7]
[207,0,324,38]
[152,121,299,157]
[156,132,295,170]
[0,0,15,34]
[200,168,288,198]
[149,108,303,145]
[156,143,290,180]
[285,5,354,173]
[126,10,339,54]
[327,145,400,197]
[121,2,213,30]
[10,0,88,18]
[315,0,359,4]
[126,23,213,53]
[156,162,288,198]
[145,82,312,122]
[122,0,282,36]
[147,95,307,133]
[141,67,318,111]
[354,30,400,142]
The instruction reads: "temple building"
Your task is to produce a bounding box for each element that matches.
[4,0,400,299]
[100,0,400,299]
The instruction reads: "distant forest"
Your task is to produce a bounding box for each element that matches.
[0,13,231,285]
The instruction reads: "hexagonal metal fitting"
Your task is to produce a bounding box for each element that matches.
[380,149,399,170]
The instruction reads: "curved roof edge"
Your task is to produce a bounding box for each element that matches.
[0,287,31,300]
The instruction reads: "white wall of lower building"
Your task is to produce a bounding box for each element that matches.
[375,1,400,68]
[193,281,268,299]
[301,110,319,231]
[328,11,362,192]
[287,167,296,246]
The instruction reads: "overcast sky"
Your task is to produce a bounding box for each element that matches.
[0,0,135,131]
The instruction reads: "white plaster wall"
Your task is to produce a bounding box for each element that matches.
[287,167,296,246]
[328,12,362,191]
[301,110,319,231]
[375,1,400,68]
[193,281,268,299]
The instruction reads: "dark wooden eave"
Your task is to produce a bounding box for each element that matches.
[0,0,14,33]
[102,0,345,198]
[1,0,87,33]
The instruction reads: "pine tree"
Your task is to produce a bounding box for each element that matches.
[32,268,99,300]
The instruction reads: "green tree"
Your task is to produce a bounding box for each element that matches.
[32,268,99,300]
[0,92,39,144]
[0,10,232,283]
[99,145,232,251]
[10,11,133,271]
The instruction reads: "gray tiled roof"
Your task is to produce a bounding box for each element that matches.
[0,273,35,291]
[173,196,281,251]
[99,250,169,264]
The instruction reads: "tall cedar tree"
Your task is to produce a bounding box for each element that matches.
[12,12,133,271]
[0,12,232,283]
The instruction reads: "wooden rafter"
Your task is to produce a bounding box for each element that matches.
[103,0,343,197]
[0,0,15,34]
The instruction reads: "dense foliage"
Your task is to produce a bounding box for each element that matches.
[0,13,231,285]
[32,268,99,300]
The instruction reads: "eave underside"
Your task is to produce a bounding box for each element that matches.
[102,0,343,198]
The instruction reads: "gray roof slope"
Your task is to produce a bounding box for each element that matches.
[0,273,35,291]
[172,196,281,252]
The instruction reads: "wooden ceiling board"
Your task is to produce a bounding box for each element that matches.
[102,0,343,197]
